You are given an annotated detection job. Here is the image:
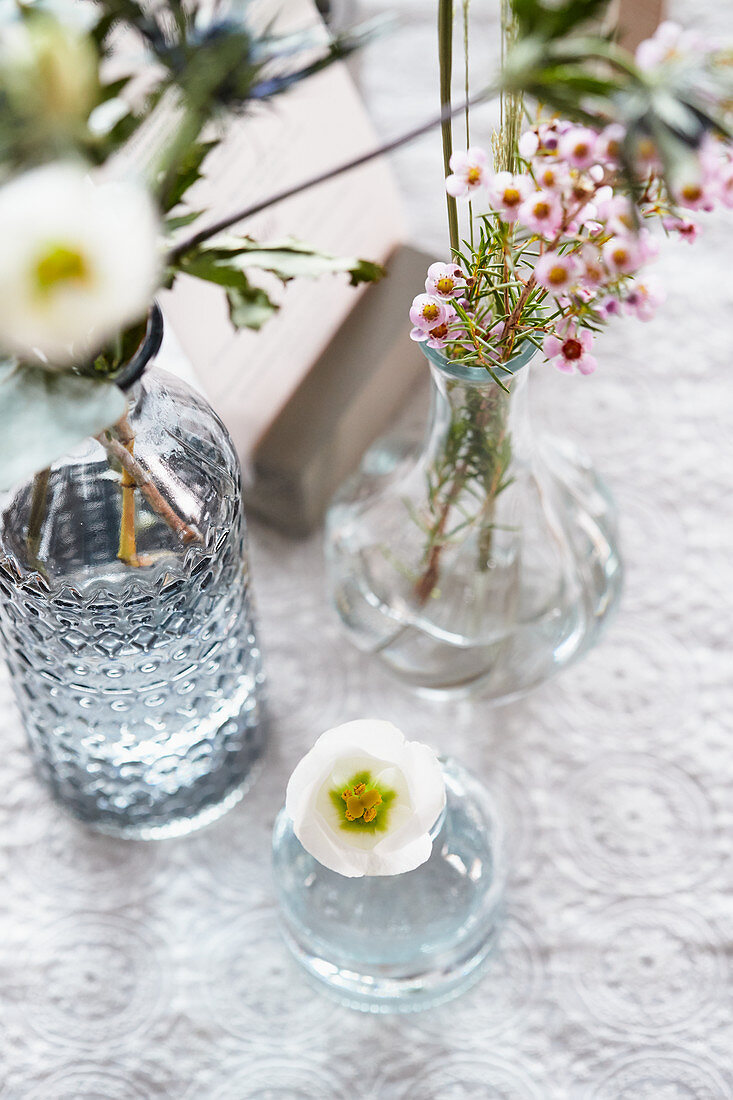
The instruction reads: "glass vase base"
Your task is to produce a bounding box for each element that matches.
[34,704,268,840]
[272,758,505,1014]
[72,751,266,841]
[278,915,499,1014]
[329,437,622,704]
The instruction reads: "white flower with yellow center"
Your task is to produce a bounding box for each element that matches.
[285,720,446,878]
[0,163,160,366]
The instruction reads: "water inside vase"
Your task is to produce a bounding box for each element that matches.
[0,439,266,838]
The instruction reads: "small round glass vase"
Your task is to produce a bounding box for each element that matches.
[0,310,267,838]
[326,343,622,701]
[271,756,505,1013]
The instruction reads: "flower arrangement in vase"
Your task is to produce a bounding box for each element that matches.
[272,719,506,1012]
[0,0,384,836]
[326,0,733,700]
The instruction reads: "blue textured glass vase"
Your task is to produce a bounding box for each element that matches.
[271,757,505,1012]
[0,311,266,838]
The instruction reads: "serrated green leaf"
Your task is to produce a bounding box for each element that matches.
[225,285,279,331]
[0,364,127,491]
[191,236,385,287]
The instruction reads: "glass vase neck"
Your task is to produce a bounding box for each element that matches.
[419,340,537,389]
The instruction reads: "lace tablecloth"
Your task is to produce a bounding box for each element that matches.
[2,2,733,1096]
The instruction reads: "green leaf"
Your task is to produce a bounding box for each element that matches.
[160,139,218,213]
[511,0,611,42]
[165,210,203,234]
[0,364,127,491]
[187,236,385,287]
[225,285,279,331]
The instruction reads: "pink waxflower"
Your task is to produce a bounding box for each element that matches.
[596,296,622,320]
[595,191,635,235]
[662,215,701,242]
[446,147,489,199]
[518,189,563,239]
[487,172,533,223]
[535,120,572,154]
[543,323,597,375]
[623,279,665,322]
[597,124,625,165]
[635,21,712,71]
[698,133,726,184]
[518,131,540,159]
[602,236,643,276]
[533,159,571,192]
[558,126,599,170]
[637,228,659,264]
[409,293,450,332]
[719,162,733,209]
[579,245,605,288]
[410,304,458,349]
[425,261,465,299]
[673,172,716,212]
[534,251,579,294]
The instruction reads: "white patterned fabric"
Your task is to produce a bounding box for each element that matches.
[1,0,733,1095]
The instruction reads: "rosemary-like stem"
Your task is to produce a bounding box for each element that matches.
[438,0,460,253]
[414,460,471,605]
[98,429,201,547]
[413,384,507,604]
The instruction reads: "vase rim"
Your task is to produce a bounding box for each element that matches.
[115,302,164,392]
[420,339,537,384]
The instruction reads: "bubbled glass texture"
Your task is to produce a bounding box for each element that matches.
[0,367,266,837]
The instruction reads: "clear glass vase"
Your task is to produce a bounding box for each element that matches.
[326,343,622,701]
[271,756,505,1012]
[0,311,266,838]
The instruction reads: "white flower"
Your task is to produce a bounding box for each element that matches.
[285,720,446,878]
[0,15,99,128]
[0,163,160,366]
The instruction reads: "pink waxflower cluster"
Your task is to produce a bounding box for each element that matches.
[409,262,464,349]
[419,21,733,378]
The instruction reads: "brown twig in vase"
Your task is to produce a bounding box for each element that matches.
[114,412,145,566]
[98,423,201,548]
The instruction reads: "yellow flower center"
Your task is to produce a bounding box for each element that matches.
[636,137,657,161]
[342,782,382,823]
[548,264,569,286]
[534,201,550,218]
[467,167,482,185]
[422,302,440,322]
[429,322,449,340]
[681,183,702,202]
[436,277,455,295]
[33,243,90,296]
[503,187,521,206]
[329,770,396,831]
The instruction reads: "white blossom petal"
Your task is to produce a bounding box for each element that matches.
[285,720,446,878]
[0,163,160,366]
